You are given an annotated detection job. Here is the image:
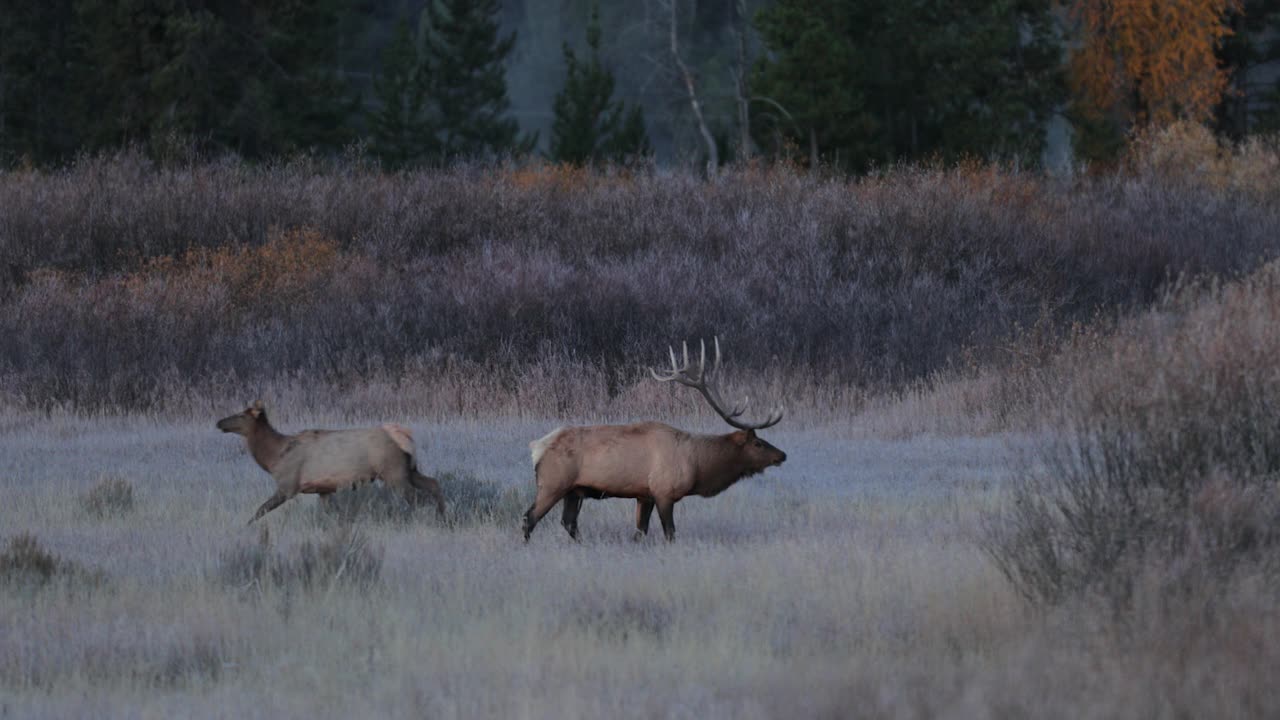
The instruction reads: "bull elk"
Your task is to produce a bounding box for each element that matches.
[524,338,786,542]
[217,401,446,524]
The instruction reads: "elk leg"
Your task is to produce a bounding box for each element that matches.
[634,499,655,542]
[522,487,568,542]
[380,467,421,515]
[410,470,447,521]
[656,499,676,542]
[560,491,584,541]
[248,491,288,525]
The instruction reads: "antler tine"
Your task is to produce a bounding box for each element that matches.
[711,336,723,380]
[649,336,786,431]
[753,405,785,430]
[649,343,680,381]
[651,340,698,385]
[698,339,707,382]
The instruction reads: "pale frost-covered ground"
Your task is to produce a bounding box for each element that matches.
[0,411,1206,718]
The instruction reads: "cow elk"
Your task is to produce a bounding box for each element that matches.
[524,338,786,542]
[217,401,446,524]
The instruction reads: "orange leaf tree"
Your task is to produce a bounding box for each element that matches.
[1069,0,1242,129]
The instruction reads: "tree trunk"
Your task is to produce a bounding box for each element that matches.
[732,0,753,162]
[670,0,718,176]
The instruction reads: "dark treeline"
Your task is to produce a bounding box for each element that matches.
[3,1,1280,171]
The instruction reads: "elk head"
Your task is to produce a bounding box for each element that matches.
[216,400,267,436]
[651,337,787,472]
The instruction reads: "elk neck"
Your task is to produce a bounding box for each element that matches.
[689,432,757,497]
[246,417,290,473]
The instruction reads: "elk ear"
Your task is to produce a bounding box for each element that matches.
[729,430,750,447]
[249,399,265,418]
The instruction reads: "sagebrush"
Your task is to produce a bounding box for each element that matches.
[984,262,1280,607]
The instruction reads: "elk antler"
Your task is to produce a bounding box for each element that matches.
[649,337,783,431]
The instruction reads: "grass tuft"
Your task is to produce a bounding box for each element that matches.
[0,533,105,591]
[443,471,529,526]
[80,475,135,518]
[218,525,382,593]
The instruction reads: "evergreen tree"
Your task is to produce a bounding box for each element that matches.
[1216,0,1280,138]
[750,1,871,169]
[154,5,250,154]
[369,20,434,168]
[0,0,81,163]
[253,0,360,155]
[549,5,650,165]
[419,0,532,160]
[67,0,360,159]
[612,105,650,162]
[752,0,1062,170]
[73,0,178,151]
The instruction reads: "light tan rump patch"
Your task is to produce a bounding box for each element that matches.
[381,423,415,456]
[529,427,567,466]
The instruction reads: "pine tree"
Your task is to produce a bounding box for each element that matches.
[74,0,360,159]
[752,0,1062,170]
[0,0,81,163]
[247,0,361,155]
[73,0,178,151]
[549,5,649,165]
[418,0,532,160]
[610,106,650,162]
[750,0,870,169]
[369,20,433,168]
[1216,0,1280,138]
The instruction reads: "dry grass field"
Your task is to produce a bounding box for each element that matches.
[0,408,1029,718]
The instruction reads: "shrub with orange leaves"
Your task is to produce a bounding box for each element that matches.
[498,163,636,194]
[142,226,343,311]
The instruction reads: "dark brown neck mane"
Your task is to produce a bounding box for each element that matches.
[690,433,757,497]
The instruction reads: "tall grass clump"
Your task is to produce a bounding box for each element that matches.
[311,477,450,524]
[441,471,529,525]
[985,262,1280,607]
[80,475,136,518]
[218,525,382,593]
[0,533,104,591]
[315,470,523,526]
[312,483,413,524]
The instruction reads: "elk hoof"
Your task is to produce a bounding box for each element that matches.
[632,530,645,543]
